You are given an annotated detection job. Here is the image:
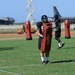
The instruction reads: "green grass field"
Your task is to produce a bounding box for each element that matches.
[0,36,75,75]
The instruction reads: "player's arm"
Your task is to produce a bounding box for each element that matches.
[36,22,44,38]
[37,30,43,38]
[58,19,61,27]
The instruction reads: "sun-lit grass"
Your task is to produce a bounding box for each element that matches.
[0,36,75,75]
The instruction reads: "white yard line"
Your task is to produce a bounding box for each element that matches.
[0,64,41,69]
[0,64,41,75]
[0,69,20,75]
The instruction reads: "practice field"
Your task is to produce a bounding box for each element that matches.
[0,32,75,75]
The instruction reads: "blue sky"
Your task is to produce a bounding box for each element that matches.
[0,0,75,23]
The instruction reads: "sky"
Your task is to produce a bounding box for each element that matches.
[0,0,75,23]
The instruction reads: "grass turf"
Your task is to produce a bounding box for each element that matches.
[0,36,75,75]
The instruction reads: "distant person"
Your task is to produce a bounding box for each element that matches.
[36,15,51,64]
[54,15,65,49]
[22,25,25,32]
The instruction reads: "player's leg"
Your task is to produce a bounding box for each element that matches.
[58,29,65,48]
[55,30,65,49]
[45,51,50,64]
[38,37,45,63]
[40,52,45,63]
[55,31,62,48]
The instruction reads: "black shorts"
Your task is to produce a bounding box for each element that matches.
[38,37,42,50]
[55,29,61,39]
